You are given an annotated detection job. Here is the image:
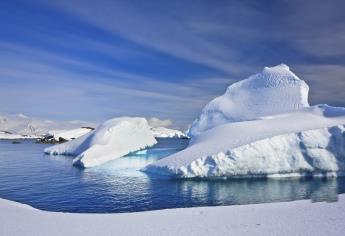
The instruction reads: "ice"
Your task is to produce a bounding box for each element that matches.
[45,117,157,168]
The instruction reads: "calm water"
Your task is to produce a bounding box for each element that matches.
[0,139,344,213]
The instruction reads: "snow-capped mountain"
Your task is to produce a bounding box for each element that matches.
[0,113,95,139]
[144,64,345,178]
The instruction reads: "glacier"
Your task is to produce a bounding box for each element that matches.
[144,65,345,178]
[45,117,157,168]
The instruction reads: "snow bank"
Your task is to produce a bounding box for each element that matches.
[1,195,345,236]
[188,64,309,137]
[151,127,189,138]
[45,117,157,168]
[144,64,345,178]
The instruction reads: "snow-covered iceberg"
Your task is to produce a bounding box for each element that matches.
[188,64,309,137]
[144,65,345,178]
[151,127,189,139]
[45,117,157,168]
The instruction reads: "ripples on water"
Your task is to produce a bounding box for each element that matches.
[0,139,344,213]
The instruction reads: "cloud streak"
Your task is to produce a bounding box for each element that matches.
[0,0,344,129]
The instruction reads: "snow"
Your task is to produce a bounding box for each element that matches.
[1,195,345,236]
[151,127,189,138]
[144,64,345,178]
[0,113,95,138]
[188,64,309,137]
[45,117,157,168]
[46,127,93,141]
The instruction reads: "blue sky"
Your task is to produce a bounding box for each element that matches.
[0,0,344,129]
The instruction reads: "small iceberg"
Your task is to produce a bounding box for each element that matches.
[45,117,157,168]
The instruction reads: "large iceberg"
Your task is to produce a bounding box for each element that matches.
[188,64,309,137]
[144,65,345,178]
[45,117,157,168]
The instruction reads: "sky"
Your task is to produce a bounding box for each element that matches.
[0,0,344,129]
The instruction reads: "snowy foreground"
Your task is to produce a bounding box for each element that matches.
[1,196,345,236]
[45,117,157,167]
[145,65,345,178]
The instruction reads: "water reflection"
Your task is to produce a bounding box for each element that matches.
[173,178,339,206]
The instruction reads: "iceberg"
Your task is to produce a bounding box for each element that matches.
[144,65,345,178]
[45,117,157,168]
[151,127,189,139]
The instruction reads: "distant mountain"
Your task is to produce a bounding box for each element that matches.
[0,113,95,139]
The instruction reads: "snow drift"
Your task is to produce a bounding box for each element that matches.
[45,117,157,168]
[188,64,309,137]
[144,65,345,178]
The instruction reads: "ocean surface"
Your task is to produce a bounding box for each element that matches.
[0,139,344,213]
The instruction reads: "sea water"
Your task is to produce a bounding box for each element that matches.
[0,139,344,213]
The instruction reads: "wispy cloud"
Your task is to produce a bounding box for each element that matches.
[1,0,344,129]
[0,42,231,128]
